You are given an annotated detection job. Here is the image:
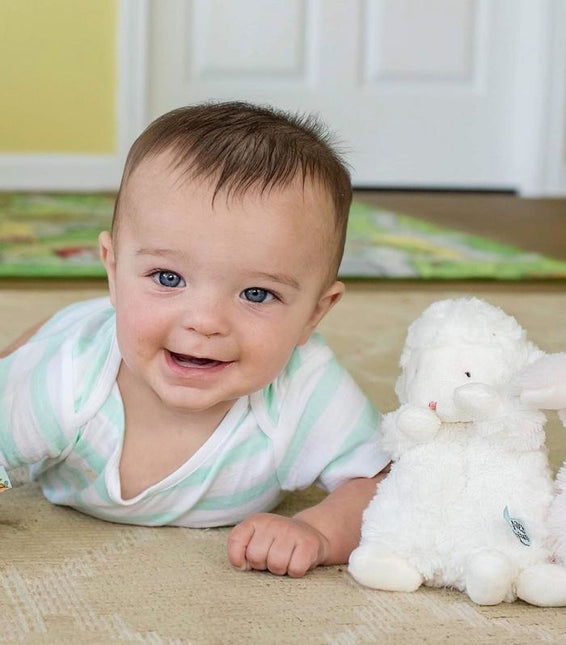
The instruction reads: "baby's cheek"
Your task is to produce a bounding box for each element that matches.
[117,315,153,357]
[244,344,290,388]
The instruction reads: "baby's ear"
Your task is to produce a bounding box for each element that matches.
[298,281,345,345]
[98,231,117,306]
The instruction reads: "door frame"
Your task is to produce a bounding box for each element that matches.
[513,0,566,196]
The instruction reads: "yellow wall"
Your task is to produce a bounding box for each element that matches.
[0,0,117,154]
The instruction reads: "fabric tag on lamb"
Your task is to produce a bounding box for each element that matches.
[503,506,530,546]
[0,466,12,492]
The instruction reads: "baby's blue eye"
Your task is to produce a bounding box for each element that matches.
[241,288,273,303]
[154,271,185,288]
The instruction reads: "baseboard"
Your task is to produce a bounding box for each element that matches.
[0,154,124,191]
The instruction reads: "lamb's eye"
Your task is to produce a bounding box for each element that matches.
[465,371,471,378]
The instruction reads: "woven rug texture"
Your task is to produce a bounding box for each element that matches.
[1,285,566,643]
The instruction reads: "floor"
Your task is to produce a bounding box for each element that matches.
[356,190,566,260]
[1,193,566,642]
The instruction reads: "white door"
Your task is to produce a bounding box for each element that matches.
[147,0,565,193]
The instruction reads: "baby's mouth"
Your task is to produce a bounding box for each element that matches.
[168,350,226,369]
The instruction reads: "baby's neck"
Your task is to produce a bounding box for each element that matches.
[115,362,235,499]
[117,361,234,434]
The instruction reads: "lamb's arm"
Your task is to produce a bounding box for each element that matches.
[381,404,441,459]
[512,353,566,427]
[512,353,566,411]
[455,383,547,451]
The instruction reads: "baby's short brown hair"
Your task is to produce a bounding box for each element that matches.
[113,101,352,275]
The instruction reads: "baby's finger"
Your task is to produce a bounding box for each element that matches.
[227,522,256,570]
[265,540,295,576]
[286,542,318,578]
[243,531,276,571]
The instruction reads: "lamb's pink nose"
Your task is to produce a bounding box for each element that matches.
[428,401,437,411]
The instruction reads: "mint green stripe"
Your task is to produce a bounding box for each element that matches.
[30,343,70,455]
[40,463,116,508]
[193,473,279,511]
[285,347,303,378]
[101,386,124,428]
[73,465,278,526]
[60,463,90,491]
[0,353,26,466]
[323,401,380,476]
[35,463,82,504]
[177,430,270,490]
[72,438,107,473]
[74,335,114,412]
[68,386,122,489]
[262,384,279,425]
[57,495,185,525]
[69,505,181,526]
[277,358,343,483]
[92,475,114,504]
[176,406,266,489]
[72,395,116,473]
[75,336,95,357]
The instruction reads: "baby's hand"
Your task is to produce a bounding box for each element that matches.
[396,404,441,441]
[227,513,329,578]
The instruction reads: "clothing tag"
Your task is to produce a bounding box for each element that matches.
[503,506,530,546]
[0,466,12,492]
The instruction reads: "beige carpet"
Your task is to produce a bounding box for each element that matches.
[1,281,566,644]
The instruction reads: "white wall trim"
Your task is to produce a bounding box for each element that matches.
[0,0,149,191]
[542,0,566,196]
[514,0,566,197]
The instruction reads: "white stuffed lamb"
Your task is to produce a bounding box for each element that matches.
[512,352,566,565]
[349,297,566,606]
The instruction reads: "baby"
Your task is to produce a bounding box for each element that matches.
[0,101,390,577]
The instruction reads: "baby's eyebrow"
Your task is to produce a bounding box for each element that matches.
[134,248,300,289]
[134,247,183,259]
[253,271,300,290]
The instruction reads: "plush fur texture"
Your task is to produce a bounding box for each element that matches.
[349,298,566,606]
[513,352,566,565]
[550,465,566,564]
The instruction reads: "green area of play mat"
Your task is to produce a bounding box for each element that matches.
[1,193,565,279]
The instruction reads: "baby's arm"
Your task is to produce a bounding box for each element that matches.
[227,469,388,577]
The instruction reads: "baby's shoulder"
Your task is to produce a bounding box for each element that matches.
[33,297,114,341]
[17,297,119,422]
[250,333,337,427]
[281,332,334,382]
[1,298,119,435]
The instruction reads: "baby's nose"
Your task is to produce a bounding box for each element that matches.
[428,401,437,411]
[180,296,229,338]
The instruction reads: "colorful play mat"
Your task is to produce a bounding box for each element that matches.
[1,193,565,280]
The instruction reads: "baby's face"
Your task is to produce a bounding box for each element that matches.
[101,153,343,417]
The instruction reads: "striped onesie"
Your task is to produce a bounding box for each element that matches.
[0,298,388,527]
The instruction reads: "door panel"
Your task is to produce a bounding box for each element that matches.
[148,0,518,188]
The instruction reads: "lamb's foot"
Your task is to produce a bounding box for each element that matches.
[348,542,423,591]
[516,563,566,607]
[465,549,515,605]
